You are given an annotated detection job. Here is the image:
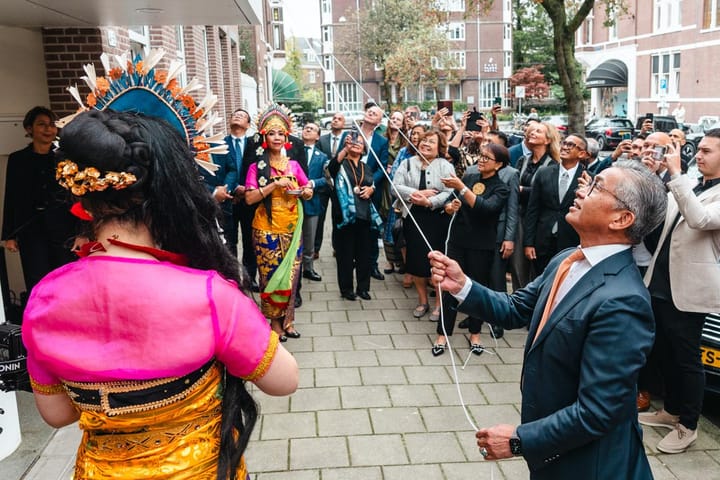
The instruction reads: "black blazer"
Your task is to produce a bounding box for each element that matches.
[523,163,585,256]
[2,145,76,241]
[450,172,509,251]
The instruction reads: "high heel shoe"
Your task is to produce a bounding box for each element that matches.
[285,329,301,339]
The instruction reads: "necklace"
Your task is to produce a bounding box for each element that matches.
[269,156,289,174]
[349,159,364,195]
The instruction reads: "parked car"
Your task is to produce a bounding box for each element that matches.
[319,110,365,129]
[682,123,706,158]
[702,313,720,395]
[541,114,568,137]
[585,117,635,150]
[634,115,678,135]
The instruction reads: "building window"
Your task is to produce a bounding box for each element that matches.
[654,0,681,31]
[585,15,593,44]
[607,9,618,41]
[703,0,720,28]
[652,52,680,97]
[321,0,331,14]
[323,55,333,72]
[334,82,360,111]
[447,22,465,40]
[449,51,465,69]
[504,51,512,69]
[436,0,465,12]
[175,26,187,87]
[480,80,506,109]
[322,26,332,42]
[503,24,511,41]
[309,70,316,83]
[128,26,150,59]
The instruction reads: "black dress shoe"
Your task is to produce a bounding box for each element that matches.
[490,324,504,339]
[357,291,371,300]
[285,329,301,339]
[279,334,288,343]
[370,268,385,280]
[383,266,395,274]
[294,293,303,308]
[302,269,322,281]
[250,280,260,292]
[341,292,357,301]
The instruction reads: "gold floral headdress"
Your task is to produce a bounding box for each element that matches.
[56,48,228,196]
[256,103,293,136]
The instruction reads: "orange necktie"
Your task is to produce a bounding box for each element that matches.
[533,248,586,344]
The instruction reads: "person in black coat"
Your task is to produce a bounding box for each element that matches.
[2,106,77,298]
[432,143,510,356]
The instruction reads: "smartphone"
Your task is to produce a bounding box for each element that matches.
[494,96,502,106]
[350,128,360,144]
[437,100,453,116]
[467,108,483,131]
[645,113,654,121]
[652,145,667,162]
[621,132,632,141]
[409,111,419,120]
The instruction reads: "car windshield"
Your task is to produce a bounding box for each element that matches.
[609,119,631,127]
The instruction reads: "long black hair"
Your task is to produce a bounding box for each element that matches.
[58,109,256,480]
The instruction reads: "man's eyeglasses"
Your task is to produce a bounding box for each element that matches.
[561,140,582,150]
[584,178,631,211]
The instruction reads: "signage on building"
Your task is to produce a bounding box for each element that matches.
[483,57,498,73]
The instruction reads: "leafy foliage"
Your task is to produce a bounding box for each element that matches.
[509,66,549,99]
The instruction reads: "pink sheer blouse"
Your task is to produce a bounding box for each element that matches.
[23,256,276,388]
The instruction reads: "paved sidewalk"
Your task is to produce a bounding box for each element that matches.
[3,239,720,479]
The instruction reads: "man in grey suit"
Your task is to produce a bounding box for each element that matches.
[429,161,667,480]
[315,112,345,256]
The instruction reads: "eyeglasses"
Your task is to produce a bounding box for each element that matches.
[585,178,631,211]
[478,153,497,162]
[561,140,582,150]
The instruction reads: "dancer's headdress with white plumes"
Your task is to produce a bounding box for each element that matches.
[58,48,226,175]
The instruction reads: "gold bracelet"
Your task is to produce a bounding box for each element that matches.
[259,186,264,198]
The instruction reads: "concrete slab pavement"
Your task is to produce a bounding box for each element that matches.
[3,235,720,479]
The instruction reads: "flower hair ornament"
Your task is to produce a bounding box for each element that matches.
[56,48,228,196]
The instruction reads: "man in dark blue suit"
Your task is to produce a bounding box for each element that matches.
[339,103,388,280]
[429,161,668,480]
[299,122,329,281]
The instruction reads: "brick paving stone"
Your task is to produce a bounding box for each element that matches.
[334,350,379,367]
[495,458,531,479]
[647,457,680,480]
[261,412,316,440]
[290,387,340,412]
[253,390,291,413]
[317,409,373,437]
[255,470,319,480]
[291,351,335,369]
[328,299,363,310]
[388,384,440,407]
[359,366,408,385]
[313,335,354,352]
[420,406,478,433]
[441,461,504,480]
[297,368,315,389]
[382,309,415,321]
[340,385,392,408]
[289,437,349,469]
[309,291,347,301]
[372,288,407,299]
[442,364,495,384]
[353,334,395,350]
[369,407,426,434]
[377,349,422,366]
[404,432,468,463]
[246,439,289,472]
[466,405,522,432]
[285,336,313,352]
[300,300,330,312]
[485,363,524,382]
[347,309,384,322]
[657,451,720,479]
[294,323,331,338]
[404,365,452,384]
[382,464,443,479]
[367,321,408,335]
[320,466,382,480]
[361,299,398,311]
[393,298,420,309]
[315,367,362,387]
[311,310,347,323]
[347,434,409,466]
[493,346,525,364]
[403,320,436,334]
[390,333,435,349]
[329,321,369,336]
[433,383,486,406]
[478,382,522,405]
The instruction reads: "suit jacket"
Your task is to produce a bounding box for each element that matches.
[339,129,388,205]
[302,146,330,217]
[509,141,529,168]
[523,163,585,256]
[644,175,720,312]
[497,165,520,244]
[450,172,509,250]
[586,156,612,175]
[287,135,308,174]
[207,141,240,216]
[318,131,343,158]
[459,248,654,480]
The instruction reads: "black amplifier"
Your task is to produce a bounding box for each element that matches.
[0,323,30,392]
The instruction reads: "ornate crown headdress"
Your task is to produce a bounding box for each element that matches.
[56,48,227,195]
[256,103,293,136]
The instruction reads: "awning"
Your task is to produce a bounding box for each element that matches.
[585,59,628,88]
[272,70,300,103]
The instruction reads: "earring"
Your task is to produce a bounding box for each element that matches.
[262,141,267,149]
[284,142,292,150]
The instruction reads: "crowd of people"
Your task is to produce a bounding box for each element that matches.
[3,88,719,478]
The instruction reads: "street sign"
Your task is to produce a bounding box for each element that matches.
[515,86,526,99]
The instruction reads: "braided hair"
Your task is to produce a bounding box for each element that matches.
[58,109,256,480]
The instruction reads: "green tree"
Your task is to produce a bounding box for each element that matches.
[513,0,554,71]
[283,38,304,87]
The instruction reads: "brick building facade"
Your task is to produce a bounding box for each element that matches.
[577,0,720,124]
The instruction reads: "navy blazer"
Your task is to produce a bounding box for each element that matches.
[523,162,585,255]
[458,248,653,480]
[302,146,329,216]
[339,130,388,205]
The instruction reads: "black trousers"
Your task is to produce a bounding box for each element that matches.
[314,190,331,253]
[439,242,493,337]
[649,297,706,430]
[334,220,371,295]
[18,227,75,295]
[233,202,258,279]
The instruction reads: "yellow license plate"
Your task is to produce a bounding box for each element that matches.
[701,345,720,368]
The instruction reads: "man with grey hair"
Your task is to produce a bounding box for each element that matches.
[429,161,666,479]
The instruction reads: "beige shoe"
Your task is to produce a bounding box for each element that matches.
[657,424,697,454]
[638,409,679,429]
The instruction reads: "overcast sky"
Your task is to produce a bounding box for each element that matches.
[283,0,321,39]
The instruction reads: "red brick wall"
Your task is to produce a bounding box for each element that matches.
[205,26,227,128]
